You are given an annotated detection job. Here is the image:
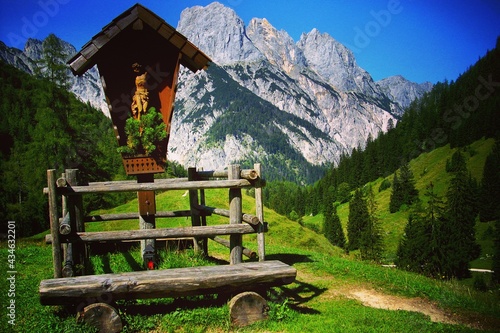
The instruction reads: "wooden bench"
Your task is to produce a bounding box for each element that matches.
[39,260,296,305]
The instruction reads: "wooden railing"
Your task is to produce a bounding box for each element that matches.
[44,164,267,278]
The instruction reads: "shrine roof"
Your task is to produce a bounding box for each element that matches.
[67,3,212,75]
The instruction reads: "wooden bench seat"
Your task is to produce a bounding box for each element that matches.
[39,260,296,305]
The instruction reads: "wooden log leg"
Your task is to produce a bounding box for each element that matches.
[229,291,269,327]
[229,165,243,264]
[77,303,122,333]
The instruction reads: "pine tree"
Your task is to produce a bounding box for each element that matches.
[323,189,346,248]
[389,163,418,213]
[492,219,500,284]
[396,183,446,278]
[36,34,69,89]
[360,186,384,262]
[479,140,500,222]
[389,171,402,213]
[347,188,369,251]
[399,162,419,206]
[442,160,480,279]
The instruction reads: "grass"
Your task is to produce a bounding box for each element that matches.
[1,138,499,332]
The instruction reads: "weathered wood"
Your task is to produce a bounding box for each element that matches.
[62,243,74,277]
[229,292,269,327]
[85,210,193,222]
[254,163,266,261]
[188,168,206,255]
[46,224,258,244]
[44,178,252,195]
[39,260,296,305]
[47,170,62,278]
[56,177,67,187]
[196,205,260,226]
[196,169,259,181]
[209,236,256,259]
[77,303,122,333]
[66,169,86,274]
[229,165,243,265]
[59,213,71,235]
[60,179,74,277]
[137,174,156,258]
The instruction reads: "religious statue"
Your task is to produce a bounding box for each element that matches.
[131,63,149,120]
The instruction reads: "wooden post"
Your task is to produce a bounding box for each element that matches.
[47,169,62,278]
[254,163,265,261]
[137,174,156,262]
[66,169,86,275]
[188,168,206,255]
[229,165,243,264]
[199,176,208,256]
[60,173,73,277]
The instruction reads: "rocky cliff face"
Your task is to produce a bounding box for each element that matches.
[376,75,434,115]
[0,1,432,182]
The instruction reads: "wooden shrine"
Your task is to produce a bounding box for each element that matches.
[40,4,297,331]
[67,3,211,175]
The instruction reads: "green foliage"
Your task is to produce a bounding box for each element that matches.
[389,163,419,213]
[361,186,384,262]
[397,169,481,280]
[36,33,69,89]
[116,107,166,156]
[347,189,369,251]
[479,139,500,222]
[0,60,125,236]
[323,192,346,249]
[493,219,500,284]
[396,184,447,278]
[378,178,391,192]
[442,164,481,278]
[446,149,467,173]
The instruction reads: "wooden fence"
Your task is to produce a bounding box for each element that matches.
[44,164,268,278]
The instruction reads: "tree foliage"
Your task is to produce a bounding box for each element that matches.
[0,59,125,236]
[389,163,419,213]
[323,190,346,249]
[479,140,500,222]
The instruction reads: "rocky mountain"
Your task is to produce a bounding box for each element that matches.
[0,2,432,183]
[376,75,434,116]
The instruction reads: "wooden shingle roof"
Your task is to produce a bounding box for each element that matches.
[67,3,211,75]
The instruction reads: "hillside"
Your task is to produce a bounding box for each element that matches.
[302,137,497,266]
[1,183,499,332]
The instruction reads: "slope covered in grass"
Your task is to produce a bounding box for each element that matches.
[302,137,496,265]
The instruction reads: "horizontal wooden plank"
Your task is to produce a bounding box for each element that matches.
[46,224,259,244]
[85,210,194,222]
[196,205,260,226]
[45,179,252,195]
[39,260,296,305]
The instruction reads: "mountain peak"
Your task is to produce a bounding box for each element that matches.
[177,2,264,65]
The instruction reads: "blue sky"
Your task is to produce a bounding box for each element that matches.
[0,0,499,84]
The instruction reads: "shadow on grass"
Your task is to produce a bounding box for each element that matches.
[265,253,314,265]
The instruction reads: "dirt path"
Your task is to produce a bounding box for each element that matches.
[294,270,494,331]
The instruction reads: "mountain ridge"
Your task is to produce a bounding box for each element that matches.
[0,1,432,182]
